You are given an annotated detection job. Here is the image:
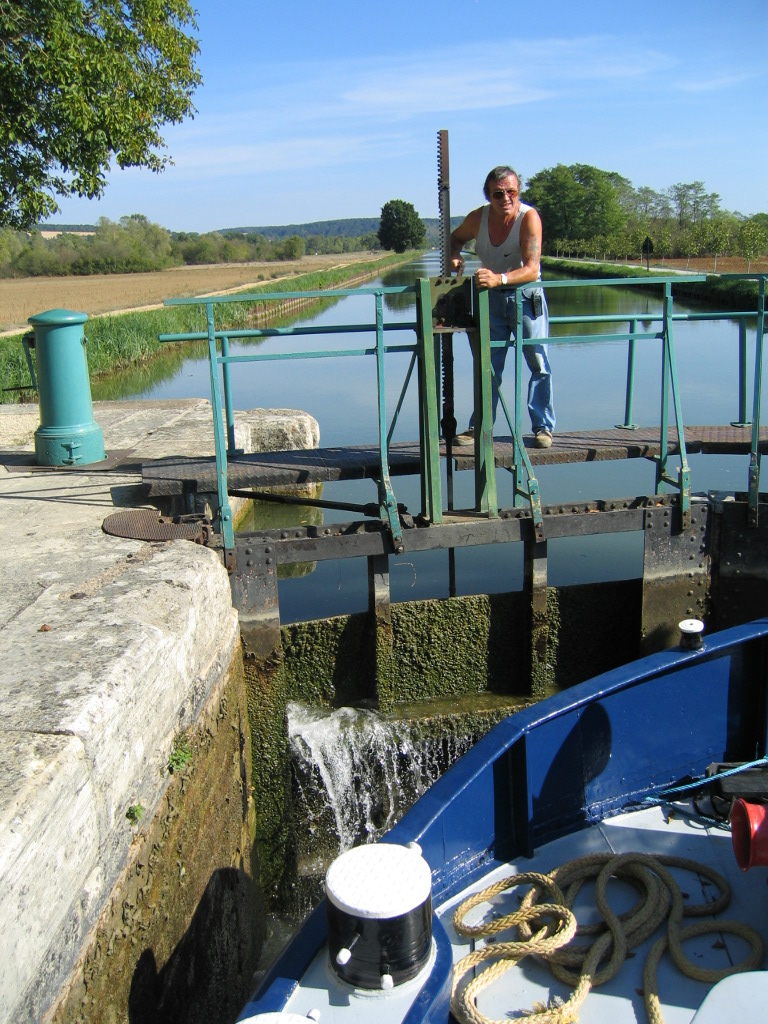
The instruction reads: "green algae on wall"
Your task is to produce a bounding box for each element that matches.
[282,615,377,707]
[278,582,649,712]
[381,592,533,708]
[49,650,262,1024]
[280,593,535,711]
[242,647,298,912]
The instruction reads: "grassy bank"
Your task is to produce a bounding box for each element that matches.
[0,251,417,403]
[542,257,763,310]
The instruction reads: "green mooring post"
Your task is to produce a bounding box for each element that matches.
[28,309,105,466]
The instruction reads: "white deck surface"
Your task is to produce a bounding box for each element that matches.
[439,802,768,1024]
[241,803,768,1024]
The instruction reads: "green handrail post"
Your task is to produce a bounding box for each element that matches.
[470,285,498,516]
[732,320,750,428]
[220,334,243,456]
[374,291,404,552]
[748,275,766,526]
[617,318,639,430]
[656,283,691,525]
[415,277,443,523]
[515,290,544,536]
[206,302,236,569]
[657,289,671,495]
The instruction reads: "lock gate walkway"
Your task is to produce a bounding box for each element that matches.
[142,424,768,498]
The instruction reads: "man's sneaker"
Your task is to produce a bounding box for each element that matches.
[453,429,475,447]
[534,429,552,449]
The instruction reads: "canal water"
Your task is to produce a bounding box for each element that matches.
[113,252,762,622]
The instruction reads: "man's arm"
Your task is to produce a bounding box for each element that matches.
[449,208,482,272]
[517,208,543,283]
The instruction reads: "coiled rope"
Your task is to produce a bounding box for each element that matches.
[451,851,765,1024]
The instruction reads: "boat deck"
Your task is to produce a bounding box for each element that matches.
[439,801,768,1024]
[241,802,767,1024]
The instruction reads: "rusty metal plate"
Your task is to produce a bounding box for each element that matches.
[102,508,211,544]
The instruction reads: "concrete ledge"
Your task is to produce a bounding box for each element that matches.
[0,538,240,1022]
[0,398,318,1023]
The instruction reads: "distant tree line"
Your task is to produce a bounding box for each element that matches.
[521,164,768,271]
[0,215,383,277]
[4,162,766,278]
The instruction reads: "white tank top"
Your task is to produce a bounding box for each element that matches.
[475,202,540,279]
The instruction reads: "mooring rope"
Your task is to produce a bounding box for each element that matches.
[450,851,765,1024]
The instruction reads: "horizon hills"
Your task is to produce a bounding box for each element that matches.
[38,216,459,242]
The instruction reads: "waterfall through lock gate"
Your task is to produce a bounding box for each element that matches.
[286,702,478,875]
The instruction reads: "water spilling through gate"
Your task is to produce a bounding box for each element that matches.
[286,701,479,876]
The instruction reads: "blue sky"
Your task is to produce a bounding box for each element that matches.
[48,0,767,232]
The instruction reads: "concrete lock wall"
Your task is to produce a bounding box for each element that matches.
[2,541,264,1024]
[47,647,263,1024]
[0,399,297,1024]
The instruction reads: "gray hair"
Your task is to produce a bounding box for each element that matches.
[483,166,521,200]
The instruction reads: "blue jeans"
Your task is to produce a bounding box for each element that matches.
[469,286,555,435]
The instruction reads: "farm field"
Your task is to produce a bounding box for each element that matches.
[644,256,768,275]
[570,256,768,276]
[0,252,389,334]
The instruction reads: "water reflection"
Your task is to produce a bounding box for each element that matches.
[237,495,323,579]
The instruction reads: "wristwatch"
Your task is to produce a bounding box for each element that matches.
[500,273,508,286]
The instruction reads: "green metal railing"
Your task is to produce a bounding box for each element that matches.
[524,274,766,526]
[159,274,766,568]
[163,286,420,566]
[508,276,704,526]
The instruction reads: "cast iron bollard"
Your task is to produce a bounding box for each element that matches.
[27,309,105,466]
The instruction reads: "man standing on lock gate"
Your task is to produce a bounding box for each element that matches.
[450,165,555,449]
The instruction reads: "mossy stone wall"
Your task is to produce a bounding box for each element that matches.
[48,649,262,1024]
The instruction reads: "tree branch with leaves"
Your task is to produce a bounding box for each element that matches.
[0,0,202,229]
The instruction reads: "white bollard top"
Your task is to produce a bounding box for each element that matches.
[679,618,705,635]
[326,843,432,919]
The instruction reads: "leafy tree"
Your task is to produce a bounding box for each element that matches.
[655,226,673,265]
[524,163,630,246]
[359,232,381,251]
[0,0,202,229]
[678,229,701,269]
[524,164,585,241]
[702,214,737,271]
[278,235,306,260]
[738,217,768,272]
[377,199,426,254]
[608,233,631,263]
[634,186,660,218]
[665,182,721,230]
[0,224,27,272]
